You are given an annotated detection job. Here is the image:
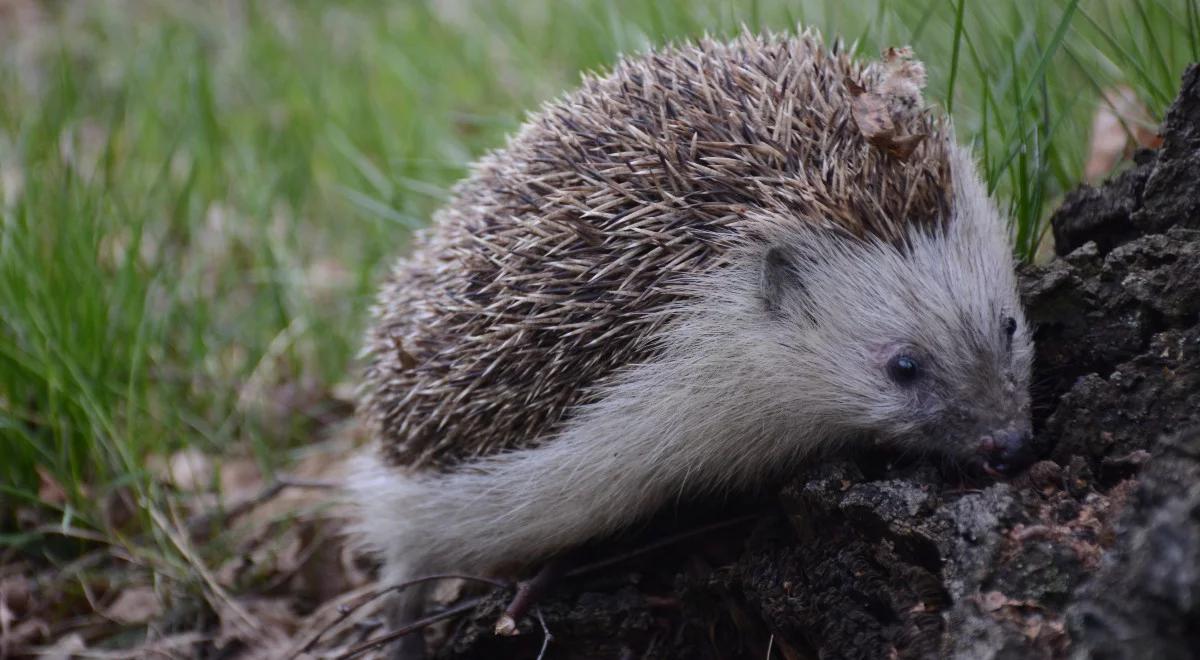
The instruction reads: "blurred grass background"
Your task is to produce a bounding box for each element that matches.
[0,0,1195,559]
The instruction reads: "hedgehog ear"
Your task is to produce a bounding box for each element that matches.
[761,246,806,315]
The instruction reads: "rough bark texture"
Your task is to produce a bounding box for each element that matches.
[433,65,1200,660]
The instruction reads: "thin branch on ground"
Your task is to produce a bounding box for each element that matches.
[186,476,338,536]
[335,597,484,660]
[495,559,563,636]
[317,512,763,655]
[300,573,511,654]
[535,606,553,660]
[566,511,764,578]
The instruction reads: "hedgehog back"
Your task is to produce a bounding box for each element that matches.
[364,31,952,469]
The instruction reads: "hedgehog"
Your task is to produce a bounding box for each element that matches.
[352,29,1034,653]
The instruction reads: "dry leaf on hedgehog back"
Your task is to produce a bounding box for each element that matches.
[847,46,928,160]
[878,46,927,122]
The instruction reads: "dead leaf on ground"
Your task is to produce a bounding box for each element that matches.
[103,486,138,531]
[294,521,354,604]
[102,586,163,625]
[218,456,265,505]
[35,466,68,506]
[1,572,58,654]
[0,574,30,613]
[1,611,52,657]
[147,447,214,492]
[1085,86,1163,182]
[33,632,86,660]
[213,596,292,654]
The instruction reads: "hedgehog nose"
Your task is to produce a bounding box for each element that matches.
[977,429,1035,476]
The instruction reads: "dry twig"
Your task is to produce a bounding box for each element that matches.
[335,597,484,660]
[300,574,510,655]
[494,559,562,636]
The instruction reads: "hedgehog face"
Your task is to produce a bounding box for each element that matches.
[760,156,1034,475]
[861,302,1036,476]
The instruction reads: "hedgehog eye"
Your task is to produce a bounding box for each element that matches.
[887,354,921,386]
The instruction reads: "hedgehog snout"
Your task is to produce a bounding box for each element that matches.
[976,428,1035,476]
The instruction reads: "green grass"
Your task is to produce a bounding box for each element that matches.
[0,0,1194,565]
